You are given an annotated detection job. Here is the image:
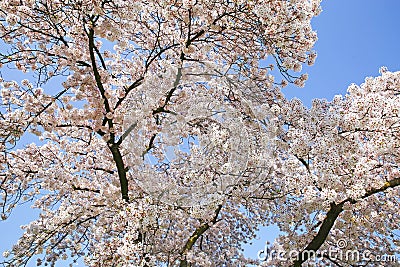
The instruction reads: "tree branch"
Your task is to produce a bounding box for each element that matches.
[87,23,129,202]
[292,202,344,267]
[179,205,222,267]
[110,144,129,202]
[291,177,400,267]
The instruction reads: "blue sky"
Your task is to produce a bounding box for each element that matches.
[283,0,400,106]
[1,0,400,266]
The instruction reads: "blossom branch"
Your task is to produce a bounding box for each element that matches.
[292,177,400,267]
[179,205,222,267]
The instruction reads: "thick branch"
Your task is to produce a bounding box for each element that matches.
[292,202,344,267]
[361,177,400,200]
[87,25,128,202]
[110,144,129,202]
[179,205,222,267]
[291,177,400,267]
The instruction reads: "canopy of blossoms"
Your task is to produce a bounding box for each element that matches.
[0,1,398,267]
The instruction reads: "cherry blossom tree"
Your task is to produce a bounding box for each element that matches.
[0,0,398,267]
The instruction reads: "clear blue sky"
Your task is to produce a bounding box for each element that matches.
[1,1,399,266]
[283,0,400,106]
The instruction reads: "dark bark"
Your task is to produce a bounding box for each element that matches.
[292,203,344,267]
[87,25,129,202]
[179,205,222,267]
[291,177,400,266]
